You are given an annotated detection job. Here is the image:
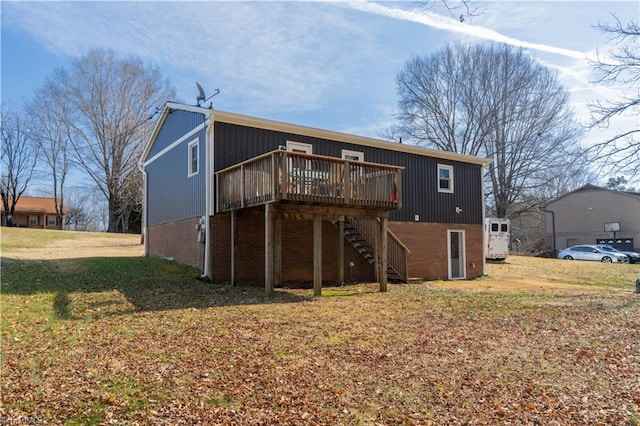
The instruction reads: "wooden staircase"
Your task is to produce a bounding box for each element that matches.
[337,218,408,283]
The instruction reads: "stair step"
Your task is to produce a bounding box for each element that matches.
[334,218,406,283]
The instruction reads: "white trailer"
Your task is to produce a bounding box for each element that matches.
[485,218,510,261]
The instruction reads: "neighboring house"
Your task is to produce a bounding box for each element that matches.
[1,196,64,230]
[543,184,640,252]
[140,102,490,295]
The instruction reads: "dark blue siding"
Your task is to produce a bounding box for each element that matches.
[147,109,207,159]
[146,112,207,225]
[213,122,483,224]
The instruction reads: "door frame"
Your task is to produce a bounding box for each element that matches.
[447,229,466,280]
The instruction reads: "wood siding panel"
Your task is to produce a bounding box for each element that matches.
[213,122,483,225]
[147,110,208,159]
[146,113,207,226]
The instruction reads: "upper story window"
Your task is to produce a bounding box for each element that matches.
[286,140,312,154]
[342,149,364,162]
[188,139,199,177]
[438,164,454,193]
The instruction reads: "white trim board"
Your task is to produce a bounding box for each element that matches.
[143,121,208,167]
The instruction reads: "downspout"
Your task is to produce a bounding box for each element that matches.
[481,165,487,276]
[202,111,213,279]
[540,206,556,258]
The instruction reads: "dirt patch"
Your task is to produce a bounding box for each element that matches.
[3,233,143,260]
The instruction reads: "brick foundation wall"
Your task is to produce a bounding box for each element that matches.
[209,210,374,284]
[388,222,484,280]
[160,213,483,283]
[148,217,205,269]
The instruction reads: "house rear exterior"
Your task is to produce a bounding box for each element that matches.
[141,103,489,293]
[543,184,640,252]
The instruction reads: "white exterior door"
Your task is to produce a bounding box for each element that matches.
[448,230,466,280]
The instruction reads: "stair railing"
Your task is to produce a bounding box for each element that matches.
[348,216,411,283]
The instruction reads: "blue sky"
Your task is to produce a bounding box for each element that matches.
[2,1,638,168]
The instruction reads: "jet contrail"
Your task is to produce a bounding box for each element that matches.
[342,1,596,62]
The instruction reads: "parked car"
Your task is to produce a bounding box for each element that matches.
[595,244,640,264]
[557,245,629,263]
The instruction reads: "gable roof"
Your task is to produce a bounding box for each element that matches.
[141,102,491,167]
[545,183,640,207]
[0,196,62,214]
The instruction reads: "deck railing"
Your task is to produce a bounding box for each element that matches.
[216,150,403,212]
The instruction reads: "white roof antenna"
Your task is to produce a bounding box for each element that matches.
[195,82,219,108]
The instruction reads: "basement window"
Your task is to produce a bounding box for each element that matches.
[188,139,199,177]
[438,164,454,193]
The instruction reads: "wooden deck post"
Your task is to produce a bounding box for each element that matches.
[265,204,274,296]
[274,214,282,287]
[379,216,388,292]
[240,164,245,208]
[231,210,237,286]
[342,161,351,204]
[337,217,344,285]
[373,218,379,283]
[313,213,322,296]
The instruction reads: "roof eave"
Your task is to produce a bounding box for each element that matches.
[211,109,491,166]
[140,102,212,165]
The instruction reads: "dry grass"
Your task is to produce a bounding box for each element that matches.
[1,227,142,259]
[440,255,637,292]
[1,229,639,425]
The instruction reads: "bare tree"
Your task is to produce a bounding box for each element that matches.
[64,188,94,231]
[393,42,584,218]
[589,15,640,178]
[419,0,483,22]
[43,49,175,232]
[117,168,143,233]
[25,96,71,228]
[1,107,39,227]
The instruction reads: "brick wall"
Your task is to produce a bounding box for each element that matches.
[209,210,374,284]
[155,213,483,283]
[388,222,484,280]
[148,217,205,269]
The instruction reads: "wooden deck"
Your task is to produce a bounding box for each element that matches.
[215,150,407,296]
[216,150,403,213]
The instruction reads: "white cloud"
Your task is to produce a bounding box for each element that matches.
[339,1,636,151]
[3,0,635,156]
[3,1,379,113]
[340,1,599,61]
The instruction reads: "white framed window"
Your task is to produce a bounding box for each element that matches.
[286,140,312,154]
[47,215,57,226]
[28,215,38,226]
[188,139,199,177]
[341,149,364,162]
[437,164,454,193]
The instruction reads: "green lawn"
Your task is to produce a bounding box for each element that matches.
[1,227,81,251]
[1,229,639,425]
